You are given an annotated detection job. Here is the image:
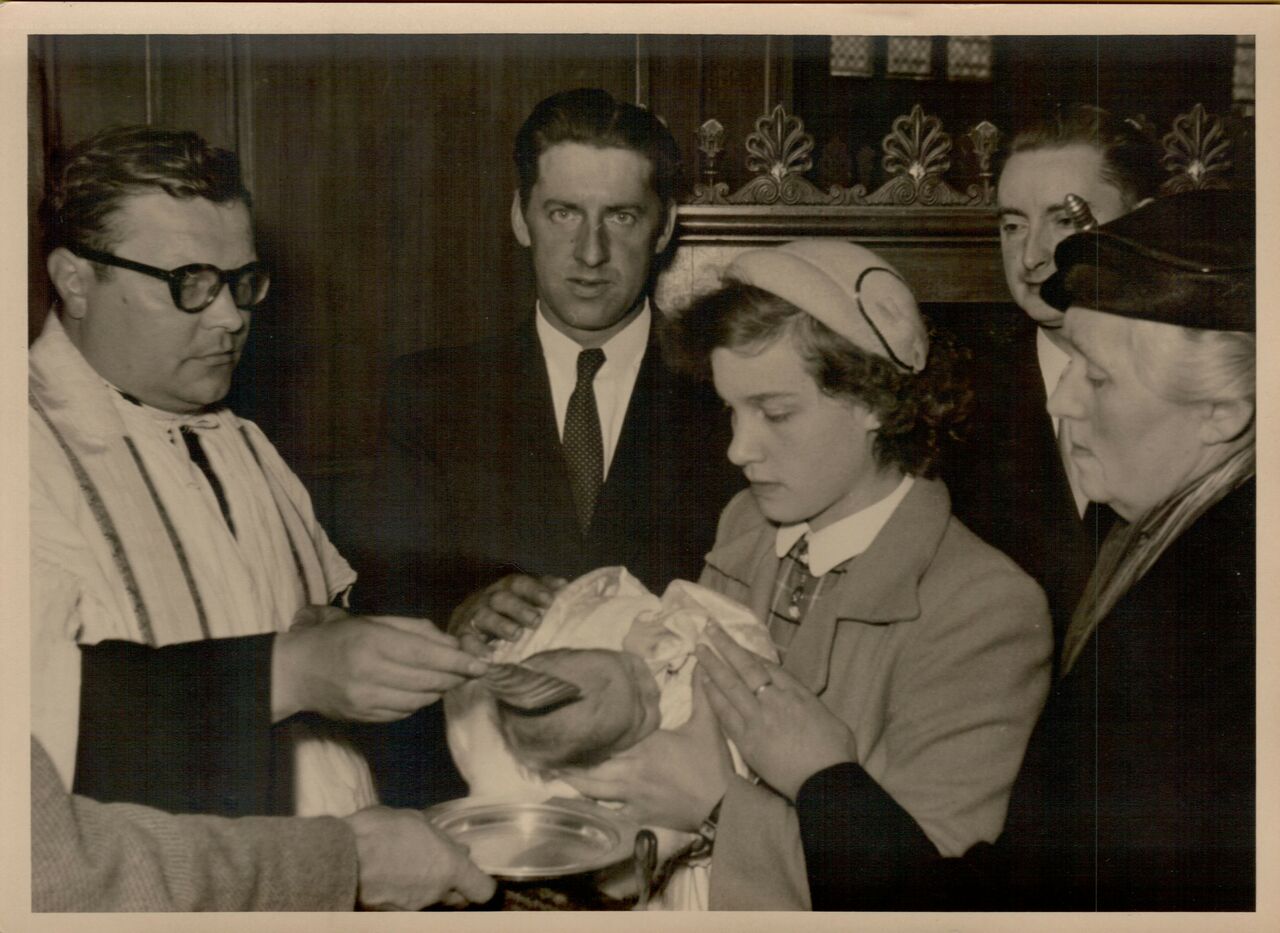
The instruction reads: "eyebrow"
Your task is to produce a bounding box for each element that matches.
[1062,327,1108,372]
[744,391,798,404]
[996,202,1071,219]
[542,198,647,213]
[1077,343,1109,372]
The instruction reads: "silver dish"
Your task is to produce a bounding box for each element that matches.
[425,797,641,882]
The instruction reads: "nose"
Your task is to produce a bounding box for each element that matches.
[1021,220,1056,273]
[200,286,248,333]
[1047,361,1084,422]
[574,218,610,268]
[726,416,761,468]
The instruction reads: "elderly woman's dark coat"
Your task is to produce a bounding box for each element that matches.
[794,476,1255,910]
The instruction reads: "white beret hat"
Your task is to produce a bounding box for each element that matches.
[724,239,929,372]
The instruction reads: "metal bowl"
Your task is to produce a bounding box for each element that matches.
[425,797,641,882]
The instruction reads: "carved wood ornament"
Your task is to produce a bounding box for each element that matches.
[688,101,1239,209]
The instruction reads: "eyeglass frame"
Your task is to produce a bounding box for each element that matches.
[67,243,270,313]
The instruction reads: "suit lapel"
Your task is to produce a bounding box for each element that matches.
[594,335,658,521]
[509,322,581,540]
[1013,324,1082,531]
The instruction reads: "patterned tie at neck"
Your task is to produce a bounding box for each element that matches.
[563,348,607,534]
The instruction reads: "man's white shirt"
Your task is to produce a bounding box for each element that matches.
[536,300,650,479]
[1036,327,1089,518]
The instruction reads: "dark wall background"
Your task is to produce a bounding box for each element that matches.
[28,34,1242,522]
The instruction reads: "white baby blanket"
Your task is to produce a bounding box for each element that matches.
[445,567,777,910]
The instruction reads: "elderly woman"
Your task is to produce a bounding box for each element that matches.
[562,239,1052,909]
[698,188,1255,910]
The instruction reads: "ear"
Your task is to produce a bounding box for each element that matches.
[46,247,95,320]
[1198,397,1254,446]
[653,199,677,255]
[510,191,532,248]
[854,398,881,433]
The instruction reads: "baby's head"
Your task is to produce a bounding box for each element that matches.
[495,648,662,774]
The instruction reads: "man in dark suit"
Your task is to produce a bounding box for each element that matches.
[944,105,1162,657]
[352,88,741,806]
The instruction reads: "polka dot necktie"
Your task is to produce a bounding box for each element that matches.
[563,347,607,534]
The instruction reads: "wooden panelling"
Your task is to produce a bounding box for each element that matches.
[37,35,151,140]
[644,34,706,200]
[1000,35,1235,135]
[150,36,238,150]
[29,36,152,338]
[693,35,781,193]
[658,204,1004,313]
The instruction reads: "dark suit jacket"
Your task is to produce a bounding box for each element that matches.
[940,309,1112,658]
[793,477,1255,911]
[346,314,742,806]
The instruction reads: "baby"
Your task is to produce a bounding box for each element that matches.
[496,647,664,774]
[444,566,776,909]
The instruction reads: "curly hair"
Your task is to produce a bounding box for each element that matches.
[665,281,973,478]
[40,125,251,273]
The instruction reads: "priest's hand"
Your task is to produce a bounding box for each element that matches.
[272,605,490,722]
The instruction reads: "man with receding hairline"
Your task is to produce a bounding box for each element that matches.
[31,126,488,848]
[945,104,1162,656]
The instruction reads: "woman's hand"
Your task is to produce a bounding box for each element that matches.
[697,622,855,801]
[560,675,732,832]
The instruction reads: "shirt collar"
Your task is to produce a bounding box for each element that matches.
[105,380,222,431]
[1036,327,1071,413]
[774,475,915,576]
[534,299,651,374]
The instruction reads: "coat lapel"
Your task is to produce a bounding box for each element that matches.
[704,512,779,624]
[779,479,951,694]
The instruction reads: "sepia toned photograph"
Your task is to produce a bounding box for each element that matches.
[5,4,1274,930]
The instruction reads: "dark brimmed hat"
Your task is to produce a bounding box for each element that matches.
[1041,188,1254,333]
